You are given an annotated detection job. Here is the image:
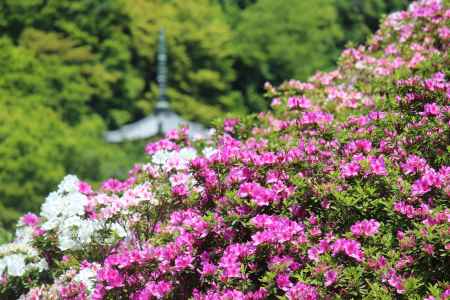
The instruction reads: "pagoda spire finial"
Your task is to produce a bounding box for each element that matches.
[155,28,169,112]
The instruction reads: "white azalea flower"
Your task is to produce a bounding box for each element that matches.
[74,267,97,292]
[14,226,34,246]
[57,175,80,193]
[0,260,5,275]
[207,128,216,136]
[57,217,101,250]
[0,243,44,277]
[178,148,197,161]
[3,254,26,277]
[0,243,32,256]
[77,220,101,244]
[58,234,77,251]
[41,191,64,221]
[202,147,217,158]
[110,223,127,238]
[41,217,60,231]
[152,150,172,165]
[64,193,88,216]
[26,259,48,273]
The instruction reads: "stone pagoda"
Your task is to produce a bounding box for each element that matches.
[105,29,207,143]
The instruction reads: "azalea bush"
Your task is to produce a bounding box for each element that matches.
[1,0,449,299]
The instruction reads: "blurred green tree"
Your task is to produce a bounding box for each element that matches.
[127,0,243,124]
[0,0,144,128]
[0,96,132,229]
[231,0,343,112]
[335,0,410,46]
[0,38,133,229]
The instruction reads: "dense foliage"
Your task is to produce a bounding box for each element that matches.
[231,0,343,112]
[0,0,448,299]
[226,0,410,111]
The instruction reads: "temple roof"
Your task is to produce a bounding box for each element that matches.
[104,109,207,143]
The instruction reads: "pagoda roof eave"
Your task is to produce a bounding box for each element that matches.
[104,111,207,143]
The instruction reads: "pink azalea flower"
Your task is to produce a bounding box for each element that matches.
[286,282,319,300]
[351,219,380,237]
[78,181,93,194]
[324,270,337,287]
[341,161,361,178]
[21,213,39,227]
[287,96,312,110]
[424,103,440,116]
[276,273,292,291]
[369,156,388,176]
[411,178,431,196]
[97,267,124,289]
